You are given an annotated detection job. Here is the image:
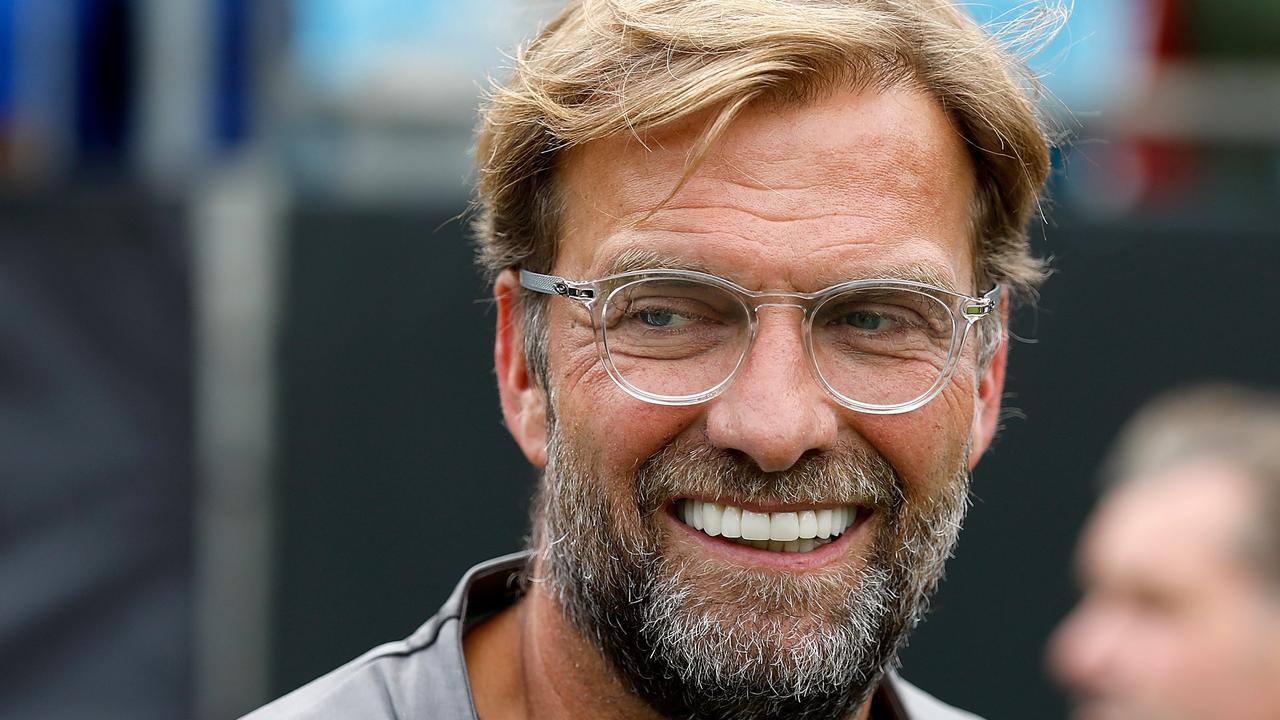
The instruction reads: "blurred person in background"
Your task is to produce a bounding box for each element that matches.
[1049,384,1280,719]
[245,0,1058,718]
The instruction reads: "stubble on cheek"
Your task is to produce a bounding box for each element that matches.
[530,407,973,720]
[536,428,907,634]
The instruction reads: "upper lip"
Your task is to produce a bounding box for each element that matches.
[672,496,862,513]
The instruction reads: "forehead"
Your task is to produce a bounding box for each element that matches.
[554,86,978,292]
[1082,464,1256,594]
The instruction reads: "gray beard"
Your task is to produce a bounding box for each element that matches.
[529,430,970,720]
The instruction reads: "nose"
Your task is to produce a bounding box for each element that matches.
[704,309,839,472]
[1048,599,1126,696]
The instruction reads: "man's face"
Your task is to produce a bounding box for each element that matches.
[1049,463,1280,720]
[498,87,1003,719]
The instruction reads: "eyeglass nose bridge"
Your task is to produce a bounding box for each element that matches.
[737,295,814,352]
[741,286,818,321]
[722,299,826,404]
[750,300,807,312]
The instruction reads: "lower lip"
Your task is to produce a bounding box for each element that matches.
[662,504,871,570]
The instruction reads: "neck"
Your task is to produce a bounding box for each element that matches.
[465,584,875,720]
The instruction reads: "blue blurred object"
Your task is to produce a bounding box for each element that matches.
[0,0,260,178]
[0,0,13,124]
[968,1,1154,113]
[290,0,514,94]
[293,0,444,91]
[213,0,251,149]
[71,0,135,168]
[5,0,75,173]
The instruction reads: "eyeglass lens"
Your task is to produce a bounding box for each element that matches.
[600,277,957,407]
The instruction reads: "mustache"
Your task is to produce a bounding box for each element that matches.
[632,440,904,516]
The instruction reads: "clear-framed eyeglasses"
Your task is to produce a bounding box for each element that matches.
[520,268,1000,415]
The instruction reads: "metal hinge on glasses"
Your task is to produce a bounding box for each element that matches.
[963,287,1001,318]
[519,269,596,299]
[553,281,595,299]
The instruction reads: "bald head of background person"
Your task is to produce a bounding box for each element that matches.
[1049,384,1280,720]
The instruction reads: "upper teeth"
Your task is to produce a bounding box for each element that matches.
[677,499,856,542]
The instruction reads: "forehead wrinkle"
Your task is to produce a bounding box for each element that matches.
[650,166,943,227]
[704,148,946,198]
[600,245,959,294]
[613,205,960,288]
[650,201,886,226]
[609,132,967,230]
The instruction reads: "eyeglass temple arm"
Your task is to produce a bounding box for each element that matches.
[522,268,999,316]
[519,269,596,300]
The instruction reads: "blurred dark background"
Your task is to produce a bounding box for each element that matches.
[0,1,1277,718]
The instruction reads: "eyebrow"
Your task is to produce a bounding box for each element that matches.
[602,248,962,293]
[604,248,716,276]
[846,262,960,293]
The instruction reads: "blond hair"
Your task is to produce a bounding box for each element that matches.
[474,0,1060,374]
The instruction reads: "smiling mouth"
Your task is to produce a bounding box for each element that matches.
[675,498,859,553]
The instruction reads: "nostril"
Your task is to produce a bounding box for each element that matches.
[749,445,811,474]
[724,447,797,476]
[722,447,752,466]
[706,408,838,473]
[734,447,828,479]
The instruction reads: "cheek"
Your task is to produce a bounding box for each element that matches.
[1198,607,1280,698]
[545,307,621,418]
[851,380,975,500]
[1127,612,1242,701]
[566,392,695,469]
[558,396,705,534]
[547,318,704,493]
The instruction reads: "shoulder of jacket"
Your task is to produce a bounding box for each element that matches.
[891,674,986,720]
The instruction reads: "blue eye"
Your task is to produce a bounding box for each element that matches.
[843,311,887,331]
[638,309,678,327]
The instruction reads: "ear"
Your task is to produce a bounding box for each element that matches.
[494,269,548,468]
[968,312,1008,469]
